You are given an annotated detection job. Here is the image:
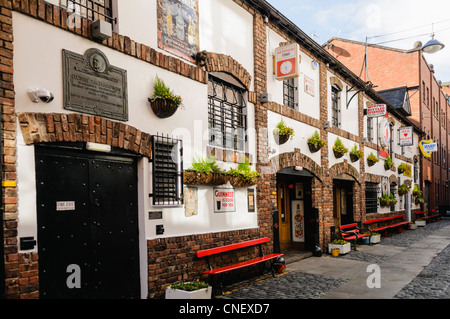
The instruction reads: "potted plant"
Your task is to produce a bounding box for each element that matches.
[369,232,381,244]
[227,157,260,187]
[184,156,228,185]
[328,239,351,255]
[412,185,424,205]
[409,222,418,230]
[333,137,348,159]
[384,156,394,170]
[307,130,325,153]
[415,219,426,227]
[349,144,363,162]
[398,163,408,174]
[366,152,379,167]
[380,192,397,207]
[165,280,212,299]
[388,192,397,206]
[149,75,183,118]
[273,119,294,145]
[398,183,410,196]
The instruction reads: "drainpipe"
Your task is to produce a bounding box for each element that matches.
[0,104,4,299]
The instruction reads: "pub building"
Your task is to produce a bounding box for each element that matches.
[1,0,422,299]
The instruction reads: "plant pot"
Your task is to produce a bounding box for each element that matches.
[409,223,418,230]
[331,248,340,257]
[149,97,179,118]
[370,234,381,244]
[183,171,228,186]
[228,175,259,187]
[308,143,322,153]
[165,286,212,299]
[362,237,370,245]
[274,133,290,145]
[415,220,426,227]
[350,154,360,162]
[328,243,351,255]
[367,159,376,167]
[333,150,345,159]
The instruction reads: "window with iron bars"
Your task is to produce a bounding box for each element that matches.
[331,84,341,128]
[151,134,183,206]
[208,75,247,152]
[365,182,379,214]
[367,117,373,142]
[283,78,296,109]
[65,0,115,23]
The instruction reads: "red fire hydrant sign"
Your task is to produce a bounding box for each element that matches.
[275,43,300,80]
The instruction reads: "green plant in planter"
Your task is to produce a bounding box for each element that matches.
[398,183,410,195]
[384,156,394,170]
[150,75,183,107]
[330,239,348,245]
[227,157,261,186]
[398,162,408,174]
[380,192,397,206]
[188,156,223,173]
[412,185,424,204]
[170,280,209,291]
[333,137,348,157]
[349,144,363,161]
[388,192,397,205]
[273,119,294,140]
[367,152,379,166]
[307,130,325,152]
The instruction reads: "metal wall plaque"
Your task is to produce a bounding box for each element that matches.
[63,48,128,121]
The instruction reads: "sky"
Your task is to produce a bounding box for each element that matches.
[265,0,450,83]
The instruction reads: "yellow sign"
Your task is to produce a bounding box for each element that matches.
[419,140,436,158]
[2,181,17,187]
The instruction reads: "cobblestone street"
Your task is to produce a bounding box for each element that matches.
[221,218,450,299]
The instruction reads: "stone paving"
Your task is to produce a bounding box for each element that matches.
[221,218,450,299]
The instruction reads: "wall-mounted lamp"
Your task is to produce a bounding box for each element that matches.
[27,88,54,103]
[86,142,111,153]
[323,121,330,129]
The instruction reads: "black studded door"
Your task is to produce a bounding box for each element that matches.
[35,145,140,299]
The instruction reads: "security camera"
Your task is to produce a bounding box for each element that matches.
[28,88,54,103]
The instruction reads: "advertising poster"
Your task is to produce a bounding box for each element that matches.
[157,0,199,62]
[214,188,236,213]
[184,186,198,217]
[291,200,305,243]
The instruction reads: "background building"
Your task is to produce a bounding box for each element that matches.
[325,37,450,211]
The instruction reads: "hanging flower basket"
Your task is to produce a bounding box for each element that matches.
[149,97,179,119]
[350,154,359,162]
[307,131,325,153]
[273,132,290,145]
[183,171,228,186]
[228,175,259,187]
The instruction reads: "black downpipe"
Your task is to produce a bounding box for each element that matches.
[0,105,5,299]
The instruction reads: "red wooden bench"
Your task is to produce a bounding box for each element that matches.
[381,214,410,234]
[196,237,283,295]
[364,218,391,236]
[416,210,441,224]
[339,223,370,251]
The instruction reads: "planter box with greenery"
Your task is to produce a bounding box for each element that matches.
[380,192,397,207]
[333,137,348,159]
[184,156,228,186]
[149,75,183,118]
[273,119,294,145]
[165,280,212,299]
[328,239,351,255]
[370,233,381,244]
[227,157,260,187]
[349,144,363,162]
[307,130,325,153]
[409,222,418,230]
[412,185,424,205]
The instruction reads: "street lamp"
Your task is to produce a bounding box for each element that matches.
[422,24,445,54]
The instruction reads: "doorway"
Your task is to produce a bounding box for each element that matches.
[35,144,141,299]
[333,180,354,228]
[276,169,314,253]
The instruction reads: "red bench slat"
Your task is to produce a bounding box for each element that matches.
[196,237,270,258]
[365,218,382,225]
[202,253,283,275]
[339,223,358,230]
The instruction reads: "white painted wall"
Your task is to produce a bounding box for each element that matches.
[13,11,258,256]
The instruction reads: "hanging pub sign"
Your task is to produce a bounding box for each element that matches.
[63,48,128,121]
[214,187,235,213]
[367,104,387,118]
[275,43,300,80]
[419,140,437,158]
[157,0,199,62]
[399,126,414,146]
